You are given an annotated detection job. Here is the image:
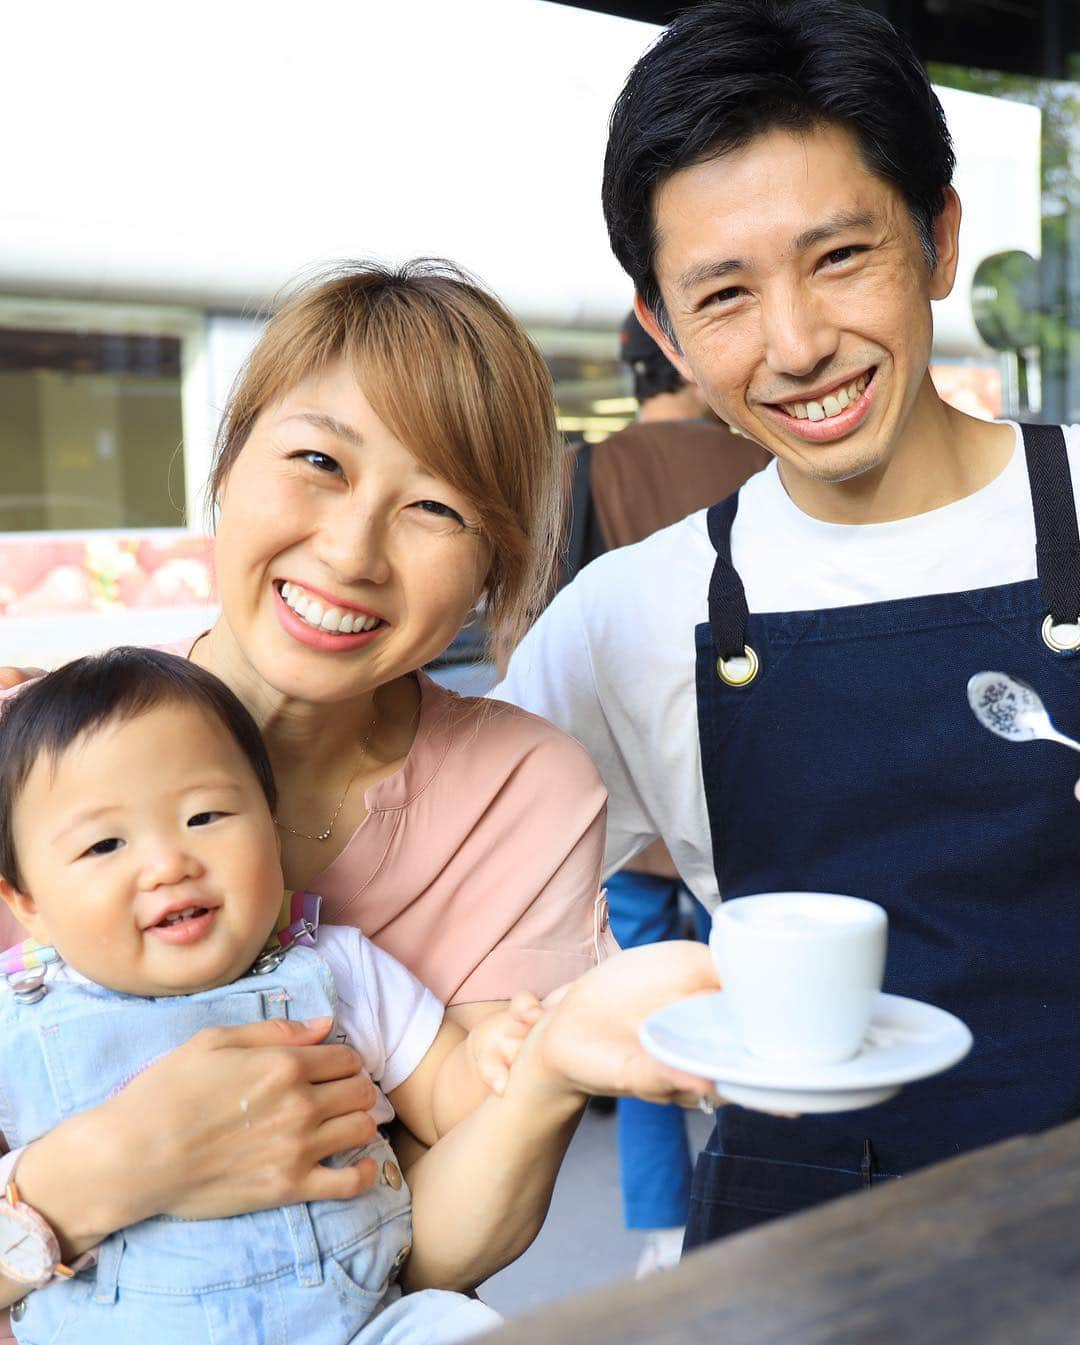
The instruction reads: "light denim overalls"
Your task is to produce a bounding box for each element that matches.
[0,939,500,1344]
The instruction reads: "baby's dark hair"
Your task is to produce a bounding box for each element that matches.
[0,648,277,891]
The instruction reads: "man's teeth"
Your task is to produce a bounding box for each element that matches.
[280,582,382,634]
[782,374,869,422]
[162,907,202,926]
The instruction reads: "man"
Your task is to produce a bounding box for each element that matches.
[591,313,767,1275]
[497,0,1080,1250]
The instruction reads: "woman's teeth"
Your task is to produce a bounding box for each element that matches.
[280,582,382,634]
[781,373,869,422]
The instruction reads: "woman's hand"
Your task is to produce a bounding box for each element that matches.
[401,945,720,1293]
[530,941,720,1106]
[12,1016,380,1283]
[0,667,42,691]
[102,1016,381,1221]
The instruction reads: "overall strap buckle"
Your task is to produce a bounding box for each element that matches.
[251,891,322,976]
[0,940,61,1004]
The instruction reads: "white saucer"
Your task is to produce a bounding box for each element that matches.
[640,992,973,1114]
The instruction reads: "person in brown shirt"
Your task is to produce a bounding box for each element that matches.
[591,312,769,552]
[596,312,767,1277]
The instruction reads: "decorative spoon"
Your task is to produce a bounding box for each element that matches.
[966,671,1080,753]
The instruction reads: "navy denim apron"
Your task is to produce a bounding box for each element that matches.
[684,424,1080,1247]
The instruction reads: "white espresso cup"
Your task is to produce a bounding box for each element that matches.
[710,892,887,1066]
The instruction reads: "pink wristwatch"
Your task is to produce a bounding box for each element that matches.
[0,1181,86,1289]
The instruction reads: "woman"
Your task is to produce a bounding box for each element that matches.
[0,262,717,1325]
[2,262,613,1003]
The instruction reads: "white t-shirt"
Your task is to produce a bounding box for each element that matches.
[496,422,1080,911]
[316,925,444,1124]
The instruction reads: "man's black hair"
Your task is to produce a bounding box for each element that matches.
[0,647,277,891]
[602,0,956,332]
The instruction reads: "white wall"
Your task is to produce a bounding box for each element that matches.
[935,87,1042,356]
[0,608,213,672]
[0,1,1041,351]
[0,0,653,328]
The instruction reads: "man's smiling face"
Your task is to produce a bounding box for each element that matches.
[640,122,961,496]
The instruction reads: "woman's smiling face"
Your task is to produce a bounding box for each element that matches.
[213,359,492,704]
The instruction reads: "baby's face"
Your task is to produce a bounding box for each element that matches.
[4,702,285,996]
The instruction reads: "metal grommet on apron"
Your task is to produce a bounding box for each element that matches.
[1041,614,1080,652]
[716,646,759,687]
[707,494,759,687]
[1025,423,1080,654]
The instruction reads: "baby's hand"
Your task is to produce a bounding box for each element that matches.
[468,992,544,1097]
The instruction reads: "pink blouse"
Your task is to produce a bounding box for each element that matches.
[306,671,615,1004]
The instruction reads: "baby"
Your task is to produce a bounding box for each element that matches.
[0,648,539,1345]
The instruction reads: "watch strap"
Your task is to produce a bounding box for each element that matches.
[0,1181,79,1288]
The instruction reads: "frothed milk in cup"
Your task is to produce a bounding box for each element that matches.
[710,893,887,1066]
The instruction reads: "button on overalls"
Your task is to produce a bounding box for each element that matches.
[685,424,1080,1246]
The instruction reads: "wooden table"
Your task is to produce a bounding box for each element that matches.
[494,1118,1080,1345]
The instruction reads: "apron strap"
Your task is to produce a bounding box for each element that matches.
[707,424,1080,663]
[1021,422,1080,627]
[706,492,748,661]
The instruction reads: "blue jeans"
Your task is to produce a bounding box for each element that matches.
[606,871,711,1230]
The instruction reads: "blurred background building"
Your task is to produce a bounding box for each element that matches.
[1,0,1077,668]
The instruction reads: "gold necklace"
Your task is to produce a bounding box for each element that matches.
[273,714,377,843]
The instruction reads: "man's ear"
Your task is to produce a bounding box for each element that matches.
[633,294,696,384]
[928,186,962,301]
[0,876,45,940]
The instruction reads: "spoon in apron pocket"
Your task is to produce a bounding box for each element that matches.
[967,671,1080,752]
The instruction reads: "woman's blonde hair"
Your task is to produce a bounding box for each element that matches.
[210,260,565,664]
